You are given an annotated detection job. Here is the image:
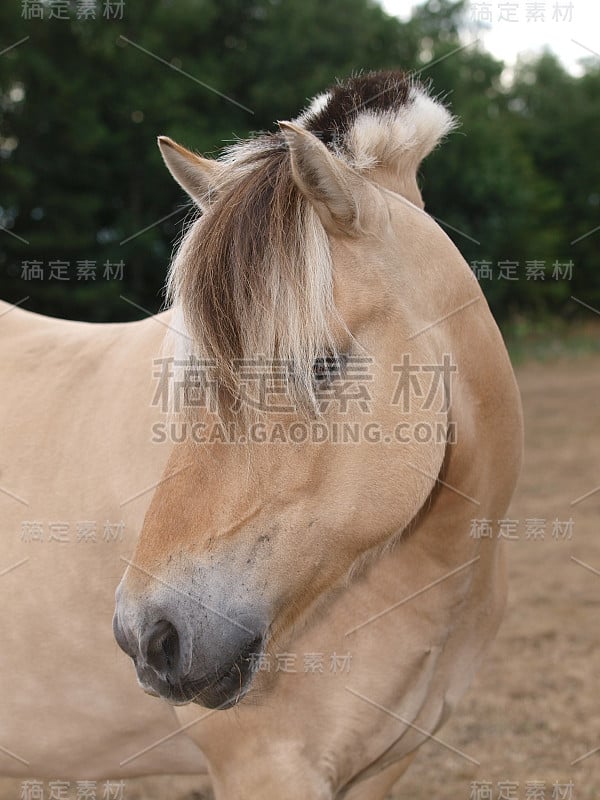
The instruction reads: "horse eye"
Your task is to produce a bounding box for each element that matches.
[312,354,345,386]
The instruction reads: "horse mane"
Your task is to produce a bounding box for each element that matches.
[167,71,454,420]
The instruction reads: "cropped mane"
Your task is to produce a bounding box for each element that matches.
[299,70,455,171]
[166,71,454,420]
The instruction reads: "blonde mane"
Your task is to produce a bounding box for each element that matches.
[166,71,454,419]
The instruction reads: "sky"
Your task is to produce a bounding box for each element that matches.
[379,0,599,76]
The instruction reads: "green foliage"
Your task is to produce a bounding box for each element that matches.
[0,0,597,324]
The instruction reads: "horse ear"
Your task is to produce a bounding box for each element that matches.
[278,121,362,233]
[157,136,222,209]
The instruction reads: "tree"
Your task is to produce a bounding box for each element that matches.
[0,0,595,324]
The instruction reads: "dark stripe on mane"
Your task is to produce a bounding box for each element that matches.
[182,142,292,365]
[305,70,412,146]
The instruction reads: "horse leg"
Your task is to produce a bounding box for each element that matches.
[341,753,417,800]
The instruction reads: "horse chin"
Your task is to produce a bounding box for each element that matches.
[160,671,255,709]
[190,644,262,709]
[140,679,252,709]
[192,679,253,710]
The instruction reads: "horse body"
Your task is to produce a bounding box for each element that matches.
[0,305,206,778]
[1,72,523,798]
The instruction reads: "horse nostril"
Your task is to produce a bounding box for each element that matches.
[143,619,180,676]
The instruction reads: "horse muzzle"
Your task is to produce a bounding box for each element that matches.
[112,583,267,709]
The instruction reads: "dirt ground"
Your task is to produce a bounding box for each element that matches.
[2,355,599,799]
[398,355,600,799]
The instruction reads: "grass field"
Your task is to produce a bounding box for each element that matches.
[2,353,599,799]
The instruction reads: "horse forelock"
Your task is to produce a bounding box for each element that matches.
[167,137,339,421]
[166,71,454,421]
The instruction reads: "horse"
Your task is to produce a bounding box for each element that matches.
[1,71,523,799]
